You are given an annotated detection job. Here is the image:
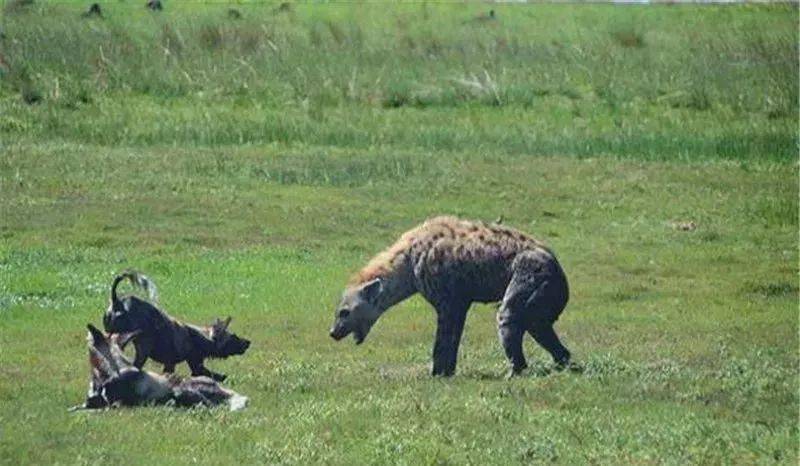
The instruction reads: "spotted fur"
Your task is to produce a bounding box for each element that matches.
[331,216,571,377]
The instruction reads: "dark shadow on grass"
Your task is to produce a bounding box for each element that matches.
[461,361,584,381]
[742,281,799,299]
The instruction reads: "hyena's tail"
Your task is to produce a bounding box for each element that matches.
[111,271,158,303]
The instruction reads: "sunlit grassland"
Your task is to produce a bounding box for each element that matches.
[1,141,797,464]
[0,1,798,465]
[1,1,797,160]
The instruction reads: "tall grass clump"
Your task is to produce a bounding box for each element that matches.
[0,2,796,161]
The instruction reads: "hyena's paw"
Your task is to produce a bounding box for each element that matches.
[211,372,227,382]
[505,363,528,379]
[565,361,584,373]
[430,367,456,378]
[553,360,583,374]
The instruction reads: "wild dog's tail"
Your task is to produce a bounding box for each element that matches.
[111,271,158,303]
[227,393,249,412]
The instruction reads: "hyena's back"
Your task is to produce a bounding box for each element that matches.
[357,216,560,304]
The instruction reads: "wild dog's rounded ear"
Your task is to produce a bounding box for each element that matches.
[360,278,383,303]
[223,316,232,329]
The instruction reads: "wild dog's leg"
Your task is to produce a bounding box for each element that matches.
[187,358,227,382]
[173,388,213,408]
[431,300,470,377]
[209,371,226,382]
[132,338,149,369]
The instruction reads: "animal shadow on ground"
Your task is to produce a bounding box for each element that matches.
[463,361,584,381]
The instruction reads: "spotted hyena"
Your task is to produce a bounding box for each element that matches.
[329,216,571,377]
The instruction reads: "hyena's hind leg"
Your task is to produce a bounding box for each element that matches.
[497,278,534,377]
[524,257,571,369]
[498,250,571,376]
[528,317,571,369]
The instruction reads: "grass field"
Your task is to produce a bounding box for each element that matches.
[1,1,798,464]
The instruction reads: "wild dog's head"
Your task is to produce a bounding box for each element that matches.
[330,278,383,345]
[103,299,135,334]
[208,317,251,358]
[80,324,142,409]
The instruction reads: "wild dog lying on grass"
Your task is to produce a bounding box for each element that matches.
[71,324,247,411]
[330,216,572,377]
[103,272,250,382]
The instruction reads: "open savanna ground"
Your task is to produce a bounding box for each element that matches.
[1,1,798,465]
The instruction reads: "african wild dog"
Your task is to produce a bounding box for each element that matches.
[330,216,572,377]
[103,272,250,382]
[72,324,247,411]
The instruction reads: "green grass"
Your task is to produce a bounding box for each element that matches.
[1,1,797,161]
[0,2,798,465]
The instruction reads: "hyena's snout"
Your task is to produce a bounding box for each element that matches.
[329,316,357,342]
[329,324,348,341]
[330,320,369,345]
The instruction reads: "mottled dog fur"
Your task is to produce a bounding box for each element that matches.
[103,272,250,382]
[72,324,247,411]
[330,216,571,377]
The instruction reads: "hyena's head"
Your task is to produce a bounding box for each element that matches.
[330,278,383,345]
[209,317,251,358]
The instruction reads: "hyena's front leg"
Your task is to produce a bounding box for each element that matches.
[431,301,470,377]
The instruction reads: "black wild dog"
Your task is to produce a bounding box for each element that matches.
[72,324,247,411]
[103,272,250,382]
[330,216,572,378]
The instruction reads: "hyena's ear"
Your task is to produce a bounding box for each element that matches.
[360,278,383,303]
[223,316,232,329]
